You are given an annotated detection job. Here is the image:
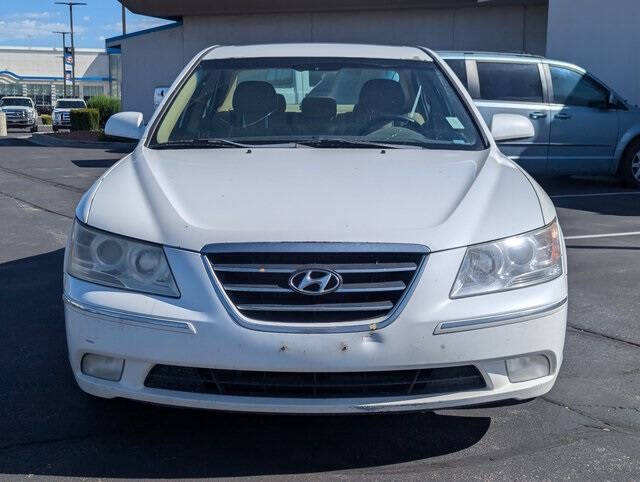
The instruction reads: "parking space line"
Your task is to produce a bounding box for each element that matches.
[564,231,640,240]
[551,191,640,199]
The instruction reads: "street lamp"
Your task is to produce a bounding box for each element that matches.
[54,2,87,98]
[53,30,71,98]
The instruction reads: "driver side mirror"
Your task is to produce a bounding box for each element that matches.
[490,114,535,142]
[105,112,145,140]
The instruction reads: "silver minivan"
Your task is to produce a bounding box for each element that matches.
[440,52,640,188]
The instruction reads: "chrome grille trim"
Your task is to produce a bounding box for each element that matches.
[202,242,429,334]
[236,301,394,312]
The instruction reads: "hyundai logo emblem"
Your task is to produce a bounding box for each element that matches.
[288,269,342,296]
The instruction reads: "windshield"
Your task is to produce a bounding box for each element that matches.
[1,98,32,107]
[149,57,485,150]
[56,100,86,109]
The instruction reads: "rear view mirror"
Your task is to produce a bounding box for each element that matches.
[491,114,535,142]
[105,112,144,140]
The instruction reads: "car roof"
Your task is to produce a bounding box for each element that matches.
[56,98,85,101]
[203,43,433,62]
[437,50,586,72]
[2,96,31,100]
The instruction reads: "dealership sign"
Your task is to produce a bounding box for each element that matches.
[64,47,74,85]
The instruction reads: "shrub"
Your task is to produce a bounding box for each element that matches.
[41,114,52,125]
[70,108,100,131]
[87,95,121,127]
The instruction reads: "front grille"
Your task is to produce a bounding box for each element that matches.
[61,112,70,122]
[5,110,26,120]
[205,245,427,325]
[145,365,486,398]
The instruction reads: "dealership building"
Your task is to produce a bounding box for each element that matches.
[0,46,114,110]
[109,0,640,119]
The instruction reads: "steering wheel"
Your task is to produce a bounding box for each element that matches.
[358,114,424,136]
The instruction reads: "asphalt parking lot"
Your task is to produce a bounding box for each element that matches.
[1,134,639,480]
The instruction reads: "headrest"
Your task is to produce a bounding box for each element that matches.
[358,79,405,115]
[276,94,287,113]
[233,81,277,114]
[300,97,337,119]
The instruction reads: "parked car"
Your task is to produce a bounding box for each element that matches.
[0,96,38,132]
[64,44,567,414]
[52,98,87,131]
[439,52,640,188]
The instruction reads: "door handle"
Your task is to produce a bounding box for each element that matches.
[555,112,572,120]
[529,111,547,119]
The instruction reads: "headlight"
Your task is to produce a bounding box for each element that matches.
[66,220,180,297]
[451,220,562,298]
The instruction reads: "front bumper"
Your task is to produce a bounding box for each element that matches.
[6,119,35,127]
[64,246,568,414]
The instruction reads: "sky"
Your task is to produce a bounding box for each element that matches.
[0,0,174,49]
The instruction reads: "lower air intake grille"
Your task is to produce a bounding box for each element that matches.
[205,244,427,325]
[145,365,486,398]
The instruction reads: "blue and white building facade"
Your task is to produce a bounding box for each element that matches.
[0,46,111,111]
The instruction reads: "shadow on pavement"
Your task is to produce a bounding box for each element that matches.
[72,158,121,168]
[0,249,490,478]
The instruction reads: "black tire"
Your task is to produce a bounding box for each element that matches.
[53,126,59,132]
[31,124,38,133]
[617,139,640,189]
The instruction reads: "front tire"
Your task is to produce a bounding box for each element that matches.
[618,140,640,189]
[53,126,59,132]
[31,124,38,133]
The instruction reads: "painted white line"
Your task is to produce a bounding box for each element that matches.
[552,191,640,199]
[565,231,640,240]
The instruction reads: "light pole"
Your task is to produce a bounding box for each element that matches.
[53,31,70,98]
[55,2,86,98]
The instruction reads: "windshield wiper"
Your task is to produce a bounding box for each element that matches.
[149,138,257,149]
[295,138,419,149]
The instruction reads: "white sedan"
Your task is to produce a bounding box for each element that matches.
[63,44,567,413]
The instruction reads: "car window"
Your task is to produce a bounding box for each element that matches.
[477,62,543,103]
[0,98,33,107]
[56,100,86,109]
[150,57,485,151]
[444,59,468,89]
[549,66,609,108]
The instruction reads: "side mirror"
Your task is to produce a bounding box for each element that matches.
[105,112,144,140]
[491,113,535,142]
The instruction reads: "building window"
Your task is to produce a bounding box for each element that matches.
[83,85,105,101]
[477,62,543,103]
[108,51,122,99]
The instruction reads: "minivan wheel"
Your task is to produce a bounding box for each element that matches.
[618,141,640,189]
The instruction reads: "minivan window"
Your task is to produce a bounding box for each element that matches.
[477,62,543,103]
[444,59,468,89]
[149,57,485,151]
[549,66,609,108]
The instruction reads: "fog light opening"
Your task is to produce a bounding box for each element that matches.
[506,354,550,383]
[81,354,124,381]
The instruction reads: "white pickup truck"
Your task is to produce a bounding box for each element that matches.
[52,98,87,131]
[0,96,38,132]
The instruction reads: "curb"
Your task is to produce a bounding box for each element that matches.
[28,133,137,150]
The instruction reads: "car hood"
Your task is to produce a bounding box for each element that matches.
[80,146,544,252]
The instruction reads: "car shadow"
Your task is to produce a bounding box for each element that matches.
[71,158,121,168]
[0,249,490,478]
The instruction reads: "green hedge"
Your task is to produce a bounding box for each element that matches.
[41,114,52,125]
[70,108,100,131]
[87,95,121,127]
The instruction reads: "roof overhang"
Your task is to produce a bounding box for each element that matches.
[120,0,546,19]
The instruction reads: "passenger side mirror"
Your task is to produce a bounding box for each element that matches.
[105,112,145,140]
[490,114,535,142]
